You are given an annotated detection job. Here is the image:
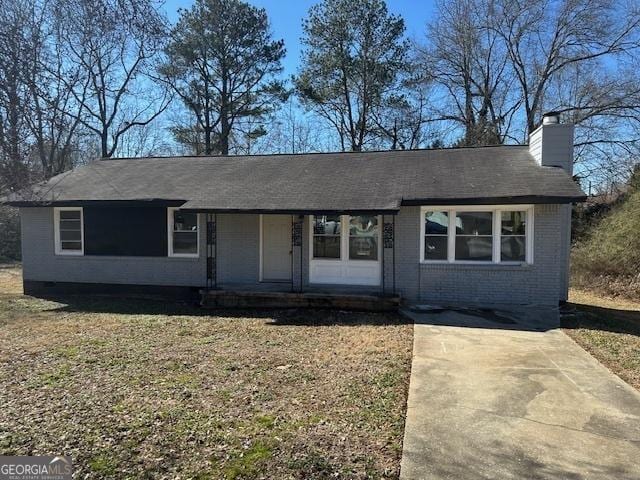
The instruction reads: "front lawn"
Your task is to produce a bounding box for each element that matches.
[0,266,413,479]
[564,288,640,391]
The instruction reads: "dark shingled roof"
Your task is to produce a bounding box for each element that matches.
[3,146,586,212]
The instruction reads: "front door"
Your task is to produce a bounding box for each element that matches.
[261,215,292,281]
[309,215,382,286]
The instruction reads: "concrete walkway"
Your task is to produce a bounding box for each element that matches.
[400,306,640,480]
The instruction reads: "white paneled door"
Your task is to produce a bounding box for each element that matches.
[261,215,292,282]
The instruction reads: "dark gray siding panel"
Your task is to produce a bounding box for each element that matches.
[83,206,167,256]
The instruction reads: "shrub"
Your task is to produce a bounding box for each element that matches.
[572,186,640,299]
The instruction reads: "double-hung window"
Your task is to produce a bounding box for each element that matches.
[500,211,527,262]
[312,215,379,261]
[455,211,494,261]
[420,206,533,264]
[349,216,379,260]
[312,215,341,258]
[54,207,84,255]
[168,208,199,257]
[424,211,449,260]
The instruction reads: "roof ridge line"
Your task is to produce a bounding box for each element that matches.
[102,144,527,161]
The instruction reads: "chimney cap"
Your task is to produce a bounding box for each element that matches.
[542,111,561,125]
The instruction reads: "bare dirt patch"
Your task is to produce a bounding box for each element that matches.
[563,288,640,390]
[0,266,412,479]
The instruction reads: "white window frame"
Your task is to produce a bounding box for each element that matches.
[54,207,84,256]
[167,207,200,258]
[311,214,344,261]
[310,214,382,262]
[309,214,382,286]
[419,205,534,265]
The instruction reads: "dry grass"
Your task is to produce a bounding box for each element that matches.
[0,262,22,295]
[570,270,640,303]
[571,183,640,302]
[564,288,640,391]
[0,265,413,479]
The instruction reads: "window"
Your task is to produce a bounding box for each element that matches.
[313,215,341,258]
[420,206,533,264]
[311,215,381,261]
[54,207,83,255]
[349,215,378,260]
[424,211,448,260]
[455,211,493,261]
[168,208,199,257]
[501,211,527,262]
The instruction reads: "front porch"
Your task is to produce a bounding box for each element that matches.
[199,212,399,308]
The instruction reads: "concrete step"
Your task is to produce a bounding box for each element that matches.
[200,289,400,311]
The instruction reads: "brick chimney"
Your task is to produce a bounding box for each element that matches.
[529,111,575,303]
[528,112,574,175]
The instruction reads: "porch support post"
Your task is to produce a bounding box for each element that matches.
[206,213,217,290]
[393,214,396,295]
[381,215,386,295]
[291,215,304,293]
[382,215,395,296]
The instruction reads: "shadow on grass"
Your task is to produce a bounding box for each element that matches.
[34,294,410,327]
[563,302,640,337]
[0,262,20,269]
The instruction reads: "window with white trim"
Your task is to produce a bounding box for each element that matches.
[500,211,527,262]
[312,215,341,258]
[424,211,448,260]
[349,215,379,260]
[420,206,533,264]
[311,215,380,261]
[455,211,493,261]
[168,208,199,257]
[54,207,84,255]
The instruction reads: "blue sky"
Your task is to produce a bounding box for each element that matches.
[162,0,437,77]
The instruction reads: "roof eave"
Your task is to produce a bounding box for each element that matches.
[180,207,401,215]
[400,195,588,206]
[3,199,187,208]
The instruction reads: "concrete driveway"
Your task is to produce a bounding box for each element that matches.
[400,306,640,480]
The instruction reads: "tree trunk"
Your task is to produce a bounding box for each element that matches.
[219,64,230,155]
[101,127,109,158]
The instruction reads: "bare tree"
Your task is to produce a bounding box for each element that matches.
[116,116,174,157]
[23,0,90,178]
[421,0,521,146]
[0,0,35,192]
[248,97,327,154]
[56,0,171,158]
[493,0,640,136]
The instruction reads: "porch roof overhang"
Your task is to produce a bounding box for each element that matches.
[1,146,587,209]
[177,197,401,214]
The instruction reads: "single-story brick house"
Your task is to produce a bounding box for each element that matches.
[3,113,585,306]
